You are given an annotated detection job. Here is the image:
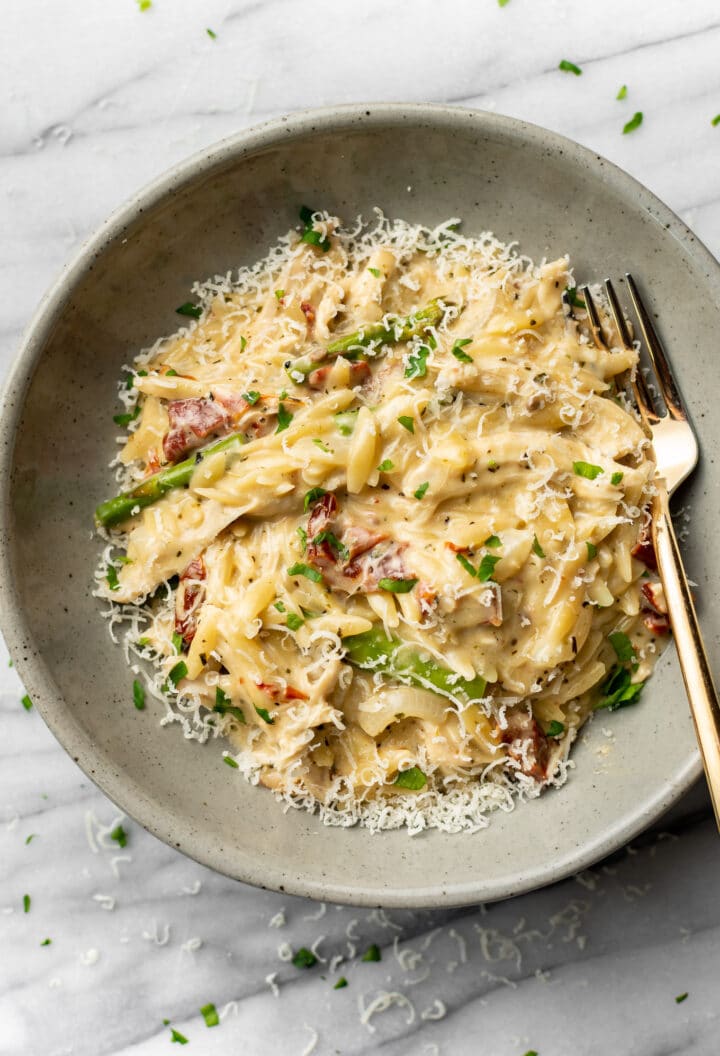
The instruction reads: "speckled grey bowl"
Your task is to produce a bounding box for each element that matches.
[1,105,716,907]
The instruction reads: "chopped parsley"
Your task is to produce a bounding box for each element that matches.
[168,660,188,687]
[532,535,545,559]
[171,631,184,654]
[456,552,478,578]
[573,460,603,480]
[176,302,202,319]
[25,834,36,845]
[546,720,565,737]
[368,267,382,278]
[214,686,246,724]
[286,612,304,632]
[276,403,293,433]
[137,637,151,648]
[292,947,318,968]
[451,338,473,363]
[378,577,418,594]
[397,415,415,433]
[170,1029,188,1045]
[559,59,582,75]
[303,486,327,511]
[200,1003,219,1027]
[287,562,323,583]
[206,27,217,39]
[334,976,348,989]
[522,1051,539,1056]
[498,0,510,6]
[165,368,178,377]
[299,205,331,252]
[484,534,501,548]
[132,679,146,711]
[609,631,635,663]
[21,694,33,711]
[136,0,152,10]
[623,111,643,134]
[713,115,720,127]
[377,459,394,472]
[312,438,330,453]
[586,541,597,559]
[274,289,285,301]
[405,342,431,379]
[414,481,429,500]
[477,554,501,582]
[361,943,382,962]
[40,938,52,946]
[313,530,349,561]
[565,285,586,309]
[254,704,275,725]
[106,564,120,591]
[394,766,427,790]
[617,84,628,100]
[110,824,128,849]
[113,404,140,428]
[274,600,286,613]
[675,992,688,1004]
[223,755,239,768]
[611,471,624,485]
[242,390,261,405]
[594,664,645,711]
[23,894,31,913]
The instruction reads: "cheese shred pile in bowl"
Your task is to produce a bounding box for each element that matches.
[94,210,668,833]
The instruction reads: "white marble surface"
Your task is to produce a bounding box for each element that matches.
[2,2,720,1053]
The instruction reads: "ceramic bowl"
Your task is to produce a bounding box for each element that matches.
[1,105,716,907]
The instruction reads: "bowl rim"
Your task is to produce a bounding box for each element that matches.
[0,102,706,907]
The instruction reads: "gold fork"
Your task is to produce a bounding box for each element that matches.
[582,277,720,828]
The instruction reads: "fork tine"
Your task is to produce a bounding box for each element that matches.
[580,286,609,349]
[604,278,658,422]
[626,273,687,421]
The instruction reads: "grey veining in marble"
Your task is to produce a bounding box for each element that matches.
[2,1,720,1053]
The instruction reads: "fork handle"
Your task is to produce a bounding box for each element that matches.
[653,490,720,829]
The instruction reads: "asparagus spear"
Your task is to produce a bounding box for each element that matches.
[287,299,446,382]
[342,627,487,706]
[95,431,246,529]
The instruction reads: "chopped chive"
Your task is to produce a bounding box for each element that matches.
[23,894,31,913]
[477,554,501,582]
[565,285,586,309]
[286,613,304,631]
[170,1029,188,1045]
[609,631,634,663]
[132,679,146,711]
[313,530,349,560]
[214,687,246,724]
[25,834,36,845]
[484,534,502,549]
[171,631,184,654]
[377,459,394,472]
[378,578,418,594]
[276,403,293,433]
[303,487,327,511]
[498,0,510,6]
[137,637,151,648]
[586,541,598,559]
[368,267,382,278]
[200,1003,219,1027]
[206,27,217,39]
[168,661,188,687]
[456,552,477,577]
[623,111,643,134]
[275,289,285,300]
[21,694,33,711]
[287,562,323,583]
[713,115,720,127]
[573,460,604,480]
[176,302,202,319]
[40,938,52,946]
[334,976,348,989]
[413,481,429,500]
[299,206,331,252]
[397,415,415,433]
[240,336,247,351]
[274,600,286,613]
[394,766,427,790]
[106,564,120,591]
[532,535,545,559]
[223,755,239,768]
[136,0,152,10]
[292,947,318,969]
[113,404,140,428]
[243,390,261,405]
[165,368,178,377]
[361,943,382,962]
[334,409,359,436]
[617,84,628,100]
[546,720,565,737]
[312,438,331,452]
[297,526,307,552]
[559,59,582,75]
[611,471,624,485]
[451,338,473,363]
[675,992,688,1004]
[255,705,275,725]
[110,824,128,849]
